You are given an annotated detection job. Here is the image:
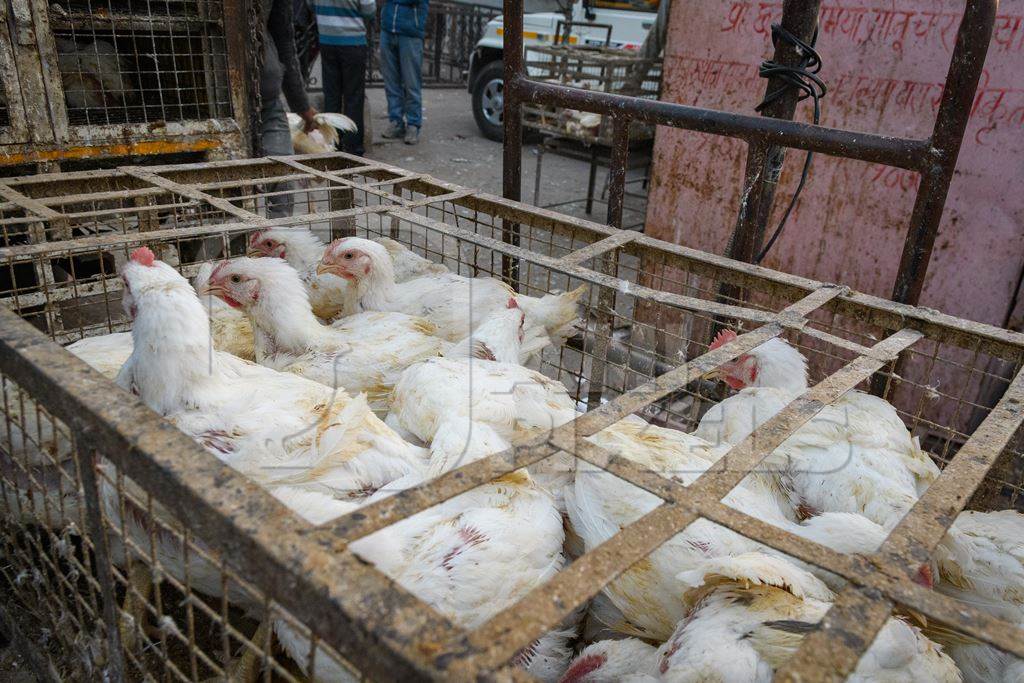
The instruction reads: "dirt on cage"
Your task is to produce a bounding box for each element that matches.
[0,153,1021,682]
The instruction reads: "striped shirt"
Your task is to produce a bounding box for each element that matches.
[316,0,376,46]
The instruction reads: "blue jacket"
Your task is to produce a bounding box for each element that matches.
[380,0,427,37]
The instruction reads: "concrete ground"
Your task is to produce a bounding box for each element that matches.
[361,86,650,229]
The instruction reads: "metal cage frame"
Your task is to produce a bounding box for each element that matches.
[0,0,258,171]
[0,152,1021,681]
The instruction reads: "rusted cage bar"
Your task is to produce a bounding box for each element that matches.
[501,0,996,310]
[0,153,1022,681]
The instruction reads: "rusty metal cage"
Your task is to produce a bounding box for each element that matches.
[0,152,1022,680]
[522,45,662,145]
[0,0,256,171]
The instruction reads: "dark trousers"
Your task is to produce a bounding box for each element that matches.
[321,44,368,155]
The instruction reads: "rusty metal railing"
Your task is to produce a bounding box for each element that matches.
[501,0,996,308]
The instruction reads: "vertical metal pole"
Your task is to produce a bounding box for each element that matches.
[433,11,444,81]
[585,147,599,215]
[606,117,630,229]
[727,0,821,264]
[890,0,996,306]
[871,0,996,399]
[501,0,524,288]
[76,449,127,682]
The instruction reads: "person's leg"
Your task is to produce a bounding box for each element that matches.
[320,46,344,147]
[339,45,367,155]
[260,96,295,218]
[398,34,423,132]
[378,31,406,134]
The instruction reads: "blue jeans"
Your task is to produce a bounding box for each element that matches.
[379,31,423,129]
[259,95,294,218]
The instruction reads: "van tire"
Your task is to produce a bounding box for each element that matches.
[472,61,505,141]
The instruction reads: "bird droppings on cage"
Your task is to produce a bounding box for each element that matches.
[0,153,1022,681]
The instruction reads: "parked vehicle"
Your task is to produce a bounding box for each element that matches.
[467,0,657,140]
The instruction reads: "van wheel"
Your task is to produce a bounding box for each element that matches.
[472,61,505,141]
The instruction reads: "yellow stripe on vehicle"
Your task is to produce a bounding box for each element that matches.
[496,27,578,43]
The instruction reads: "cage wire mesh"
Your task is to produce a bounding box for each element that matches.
[49,0,233,127]
[0,153,1022,680]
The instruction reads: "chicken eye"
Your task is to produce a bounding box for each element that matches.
[266,241,276,248]
[344,252,353,260]
[230,274,241,283]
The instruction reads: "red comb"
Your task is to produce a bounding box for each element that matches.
[915,564,934,589]
[709,329,738,350]
[507,297,519,310]
[248,230,265,246]
[208,260,230,281]
[130,247,155,267]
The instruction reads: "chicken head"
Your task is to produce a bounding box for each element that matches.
[247,230,286,259]
[705,330,808,392]
[201,259,263,309]
[318,237,389,281]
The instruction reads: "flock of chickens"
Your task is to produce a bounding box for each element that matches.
[7,227,1024,682]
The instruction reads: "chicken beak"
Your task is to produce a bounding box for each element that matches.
[702,367,724,381]
[197,282,221,298]
[317,262,340,277]
[245,249,263,258]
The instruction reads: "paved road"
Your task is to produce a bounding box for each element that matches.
[362,87,649,228]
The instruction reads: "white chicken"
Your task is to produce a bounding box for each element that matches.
[566,424,796,641]
[934,509,1024,683]
[247,228,447,320]
[199,256,446,411]
[558,638,661,682]
[118,247,426,501]
[387,301,578,495]
[695,330,940,529]
[0,264,251,476]
[788,509,1024,683]
[287,111,358,154]
[353,431,573,681]
[664,552,960,682]
[55,38,139,111]
[271,414,574,680]
[193,261,256,360]
[107,246,437,675]
[318,236,584,349]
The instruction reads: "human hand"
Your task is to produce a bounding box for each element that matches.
[300,107,318,132]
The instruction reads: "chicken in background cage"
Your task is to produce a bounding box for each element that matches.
[0,0,252,173]
[524,45,662,144]
[49,0,233,126]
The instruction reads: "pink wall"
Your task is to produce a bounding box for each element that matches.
[646,0,1024,330]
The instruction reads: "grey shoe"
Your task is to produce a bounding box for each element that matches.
[381,121,405,139]
[404,126,420,145]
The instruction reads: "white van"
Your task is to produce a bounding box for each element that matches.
[467,0,657,140]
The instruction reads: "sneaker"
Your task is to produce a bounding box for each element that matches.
[404,126,420,145]
[381,121,405,139]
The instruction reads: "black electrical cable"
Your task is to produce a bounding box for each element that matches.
[753,24,827,265]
